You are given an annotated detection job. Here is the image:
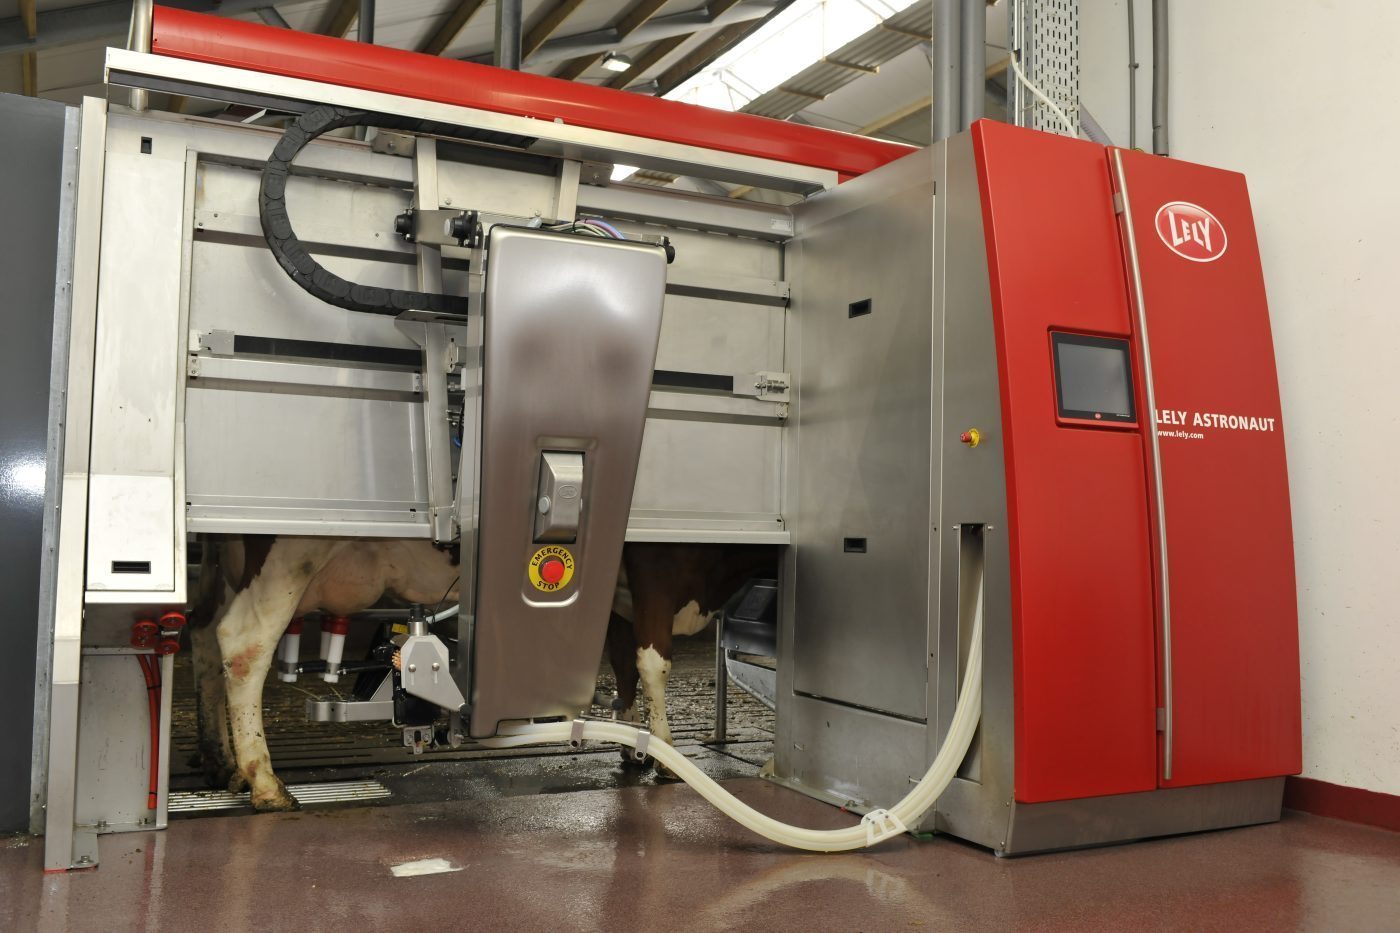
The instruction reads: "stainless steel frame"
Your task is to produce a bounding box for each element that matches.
[42,52,817,868]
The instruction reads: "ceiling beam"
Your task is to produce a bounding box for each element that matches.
[604,33,688,89]
[553,0,670,81]
[0,0,282,56]
[466,1,776,68]
[318,0,359,38]
[523,0,588,60]
[652,0,758,96]
[256,7,291,29]
[419,0,489,55]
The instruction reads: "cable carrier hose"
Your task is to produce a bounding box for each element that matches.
[485,600,983,852]
[259,105,532,317]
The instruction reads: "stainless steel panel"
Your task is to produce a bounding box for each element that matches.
[787,151,936,721]
[770,692,929,813]
[469,228,665,737]
[924,133,1016,844]
[1003,777,1285,856]
[184,386,430,530]
[74,652,163,831]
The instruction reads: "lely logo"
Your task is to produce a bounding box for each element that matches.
[1154,201,1228,263]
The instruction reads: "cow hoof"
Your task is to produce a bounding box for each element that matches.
[203,764,236,791]
[653,763,681,782]
[227,771,250,794]
[251,787,301,813]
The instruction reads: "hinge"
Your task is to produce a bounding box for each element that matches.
[1113,192,1126,215]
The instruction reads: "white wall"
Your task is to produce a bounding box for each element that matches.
[1078,0,1400,796]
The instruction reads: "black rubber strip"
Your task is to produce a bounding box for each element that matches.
[259,105,523,316]
[652,369,734,392]
[233,335,422,368]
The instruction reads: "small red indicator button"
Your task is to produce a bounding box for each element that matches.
[959,428,982,448]
[540,558,566,585]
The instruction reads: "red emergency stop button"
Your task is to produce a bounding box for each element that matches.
[540,558,566,585]
[529,545,576,591]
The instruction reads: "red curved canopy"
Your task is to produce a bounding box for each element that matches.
[150,6,914,179]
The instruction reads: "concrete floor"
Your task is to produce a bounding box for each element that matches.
[4,783,1397,932]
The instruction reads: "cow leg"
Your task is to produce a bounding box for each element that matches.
[190,599,236,789]
[606,612,644,765]
[218,538,339,811]
[637,637,675,775]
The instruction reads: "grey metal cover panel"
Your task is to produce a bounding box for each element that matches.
[0,93,70,833]
[468,227,665,737]
[787,152,936,723]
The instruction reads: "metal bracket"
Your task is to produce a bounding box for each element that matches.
[395,208,482,248]
[403,726,433,755]
[196,329,235,356]
[371,131,417,158]
[399,633,469,713]
[306,671,396,722]
[733,371,791,403]
[632,728,652,762]
[569,718,587,748]
[860,808,908,846]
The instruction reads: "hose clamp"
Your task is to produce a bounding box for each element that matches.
[632,729,651,762]
[860,809,907,847]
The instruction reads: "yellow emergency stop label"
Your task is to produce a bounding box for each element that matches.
[528,545,576,592]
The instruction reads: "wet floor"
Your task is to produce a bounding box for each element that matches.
[4,785,1397,932]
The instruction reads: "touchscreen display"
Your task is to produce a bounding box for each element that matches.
[1052,333,1136,422]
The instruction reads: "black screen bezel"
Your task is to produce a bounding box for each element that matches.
[1050,332,1138,425]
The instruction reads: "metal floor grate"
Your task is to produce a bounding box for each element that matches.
[168,779,392,813]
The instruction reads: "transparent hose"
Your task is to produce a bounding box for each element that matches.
[481,592,983,852]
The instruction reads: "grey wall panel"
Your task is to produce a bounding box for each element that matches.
[0,93,69,832]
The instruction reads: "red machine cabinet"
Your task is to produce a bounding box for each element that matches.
[973,120,1301,803]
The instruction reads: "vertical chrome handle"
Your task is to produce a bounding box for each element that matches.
[1112,150,1174,781]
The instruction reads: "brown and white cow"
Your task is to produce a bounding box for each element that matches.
[605,543,779,759]
[191,536,775,809]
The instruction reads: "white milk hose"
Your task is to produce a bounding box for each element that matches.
[480,592,984,852]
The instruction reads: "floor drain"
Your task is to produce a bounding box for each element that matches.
[168,779,392,813]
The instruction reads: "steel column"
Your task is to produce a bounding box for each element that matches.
[959,0,985,126]
[932,0,962,141]
[495,0,523,70]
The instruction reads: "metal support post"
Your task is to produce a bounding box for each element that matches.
[126,0,152,112]
[359,0,375,45]
[495,0,523,70]
[932,0,962,141]
[713,615,728,742]
[959,0,986,127]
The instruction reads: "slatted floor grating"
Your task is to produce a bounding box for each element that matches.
[170,779,393,813]
[168,625,775,810]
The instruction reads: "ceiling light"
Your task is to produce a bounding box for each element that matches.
[601,52,633,73]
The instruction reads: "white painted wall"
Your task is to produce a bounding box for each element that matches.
[1078,0,1400,795]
